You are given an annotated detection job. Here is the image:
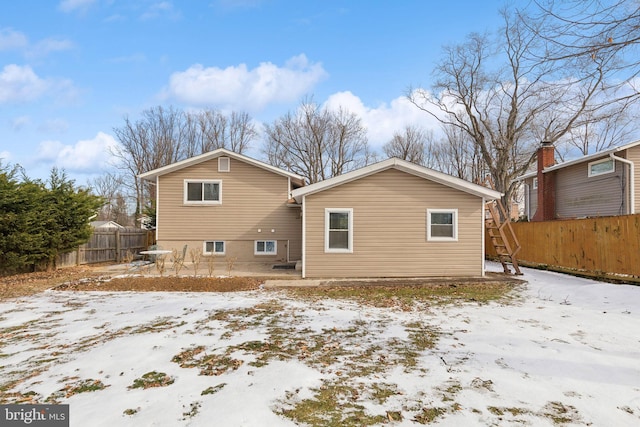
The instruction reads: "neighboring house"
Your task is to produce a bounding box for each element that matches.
[138,149,305,264]
[140,150,502,278]
[90,220,125,230]
[519,140,640,221]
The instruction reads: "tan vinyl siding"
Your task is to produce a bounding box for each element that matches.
[624,146,640,213]
[156,157,301,262]
[303,169,484,278]
[555,156,626,218]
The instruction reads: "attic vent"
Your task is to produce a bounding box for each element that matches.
[218,157,230,172]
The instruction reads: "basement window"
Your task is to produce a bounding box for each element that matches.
[255,240,277,255]
[204,241,225,255]
[427,209,458,241]
[588,158,614,177]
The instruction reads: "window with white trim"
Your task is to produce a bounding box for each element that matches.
[325,208,353,253]
[184,180,221,204]
[218,157,230,172]
[203,240,225,255]
[255,240,277,255]
[588,158,614,177]
[427,209,458,241]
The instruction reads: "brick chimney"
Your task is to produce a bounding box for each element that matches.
[531,141,556,221]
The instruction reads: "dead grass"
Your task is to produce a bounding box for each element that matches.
[53,276,264,292]
[0,266,105,299]
[286,280,520,309]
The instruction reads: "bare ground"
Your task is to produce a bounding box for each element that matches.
[0,263,523,302]
[0,265,264,300]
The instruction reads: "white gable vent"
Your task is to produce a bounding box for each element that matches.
[218,156,230,172]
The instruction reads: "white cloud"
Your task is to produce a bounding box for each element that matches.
[0,64,78,105]
[10,115,30,131]
[0,64,49,103]
[140,1,181,21]
[0,28,28,50]
[323,91,442,149]
[162,54,328,112]
[27,38,74,58]
[37,132,120,172]
[0,151,11,162]
[58,0,96,13]
[0,27,73,58]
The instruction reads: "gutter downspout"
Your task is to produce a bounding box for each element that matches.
[481,198,486,277]
[610,153,635,214]
[301,195,306,279]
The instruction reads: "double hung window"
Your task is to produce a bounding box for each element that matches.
[427,209,458,241]
[325,208,353,253]
[184,180,221,204]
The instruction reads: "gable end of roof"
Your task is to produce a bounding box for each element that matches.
[138,148,304,183]
[291,158,502,202]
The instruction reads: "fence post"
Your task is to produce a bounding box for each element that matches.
[115,229,121,263]
[76,246,81,266]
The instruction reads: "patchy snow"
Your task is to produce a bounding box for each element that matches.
[1,262,639,426]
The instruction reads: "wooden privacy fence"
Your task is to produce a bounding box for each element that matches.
[486,214,640,279]
[57,228,154,267]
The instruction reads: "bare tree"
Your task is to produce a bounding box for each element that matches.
[112,106,257,218]
[428,126,486,182]
[527,0,640,101]
[382,126,431,165]
[112,106,185,217]
[409,8,618,206]
[264,99,371,184]
[111,193,131,226]
[561,107,635,159]
[526,0,640,159]
[182,110,257,157]
[89,172,132,223]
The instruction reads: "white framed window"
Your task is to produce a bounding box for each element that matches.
[427,209,458,241]
[532,177,538,189]
[588,158,614,177]
[325,208,353,253]
[203,240,225,255]
[184,180,221,204]
[255,240,277,255]
[218,157,230,172]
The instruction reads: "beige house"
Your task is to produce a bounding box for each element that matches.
[138,149,305,264]
[291,158,501,278]
[519,140,640,221]
[140,150,502,278]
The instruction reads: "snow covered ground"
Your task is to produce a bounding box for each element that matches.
[0,262,639,426]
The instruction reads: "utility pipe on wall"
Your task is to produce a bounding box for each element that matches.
[610,152,635,214]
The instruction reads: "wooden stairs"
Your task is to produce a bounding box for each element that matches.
[485,200,523,275]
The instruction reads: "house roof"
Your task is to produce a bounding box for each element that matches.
[518,139,640,180]
[290,158,502,203]
[138,148,305,185]
[91,220,124,229]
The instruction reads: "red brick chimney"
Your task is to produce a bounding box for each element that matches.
[531,141,556,221]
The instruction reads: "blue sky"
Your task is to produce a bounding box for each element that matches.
[0,0,508,185]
